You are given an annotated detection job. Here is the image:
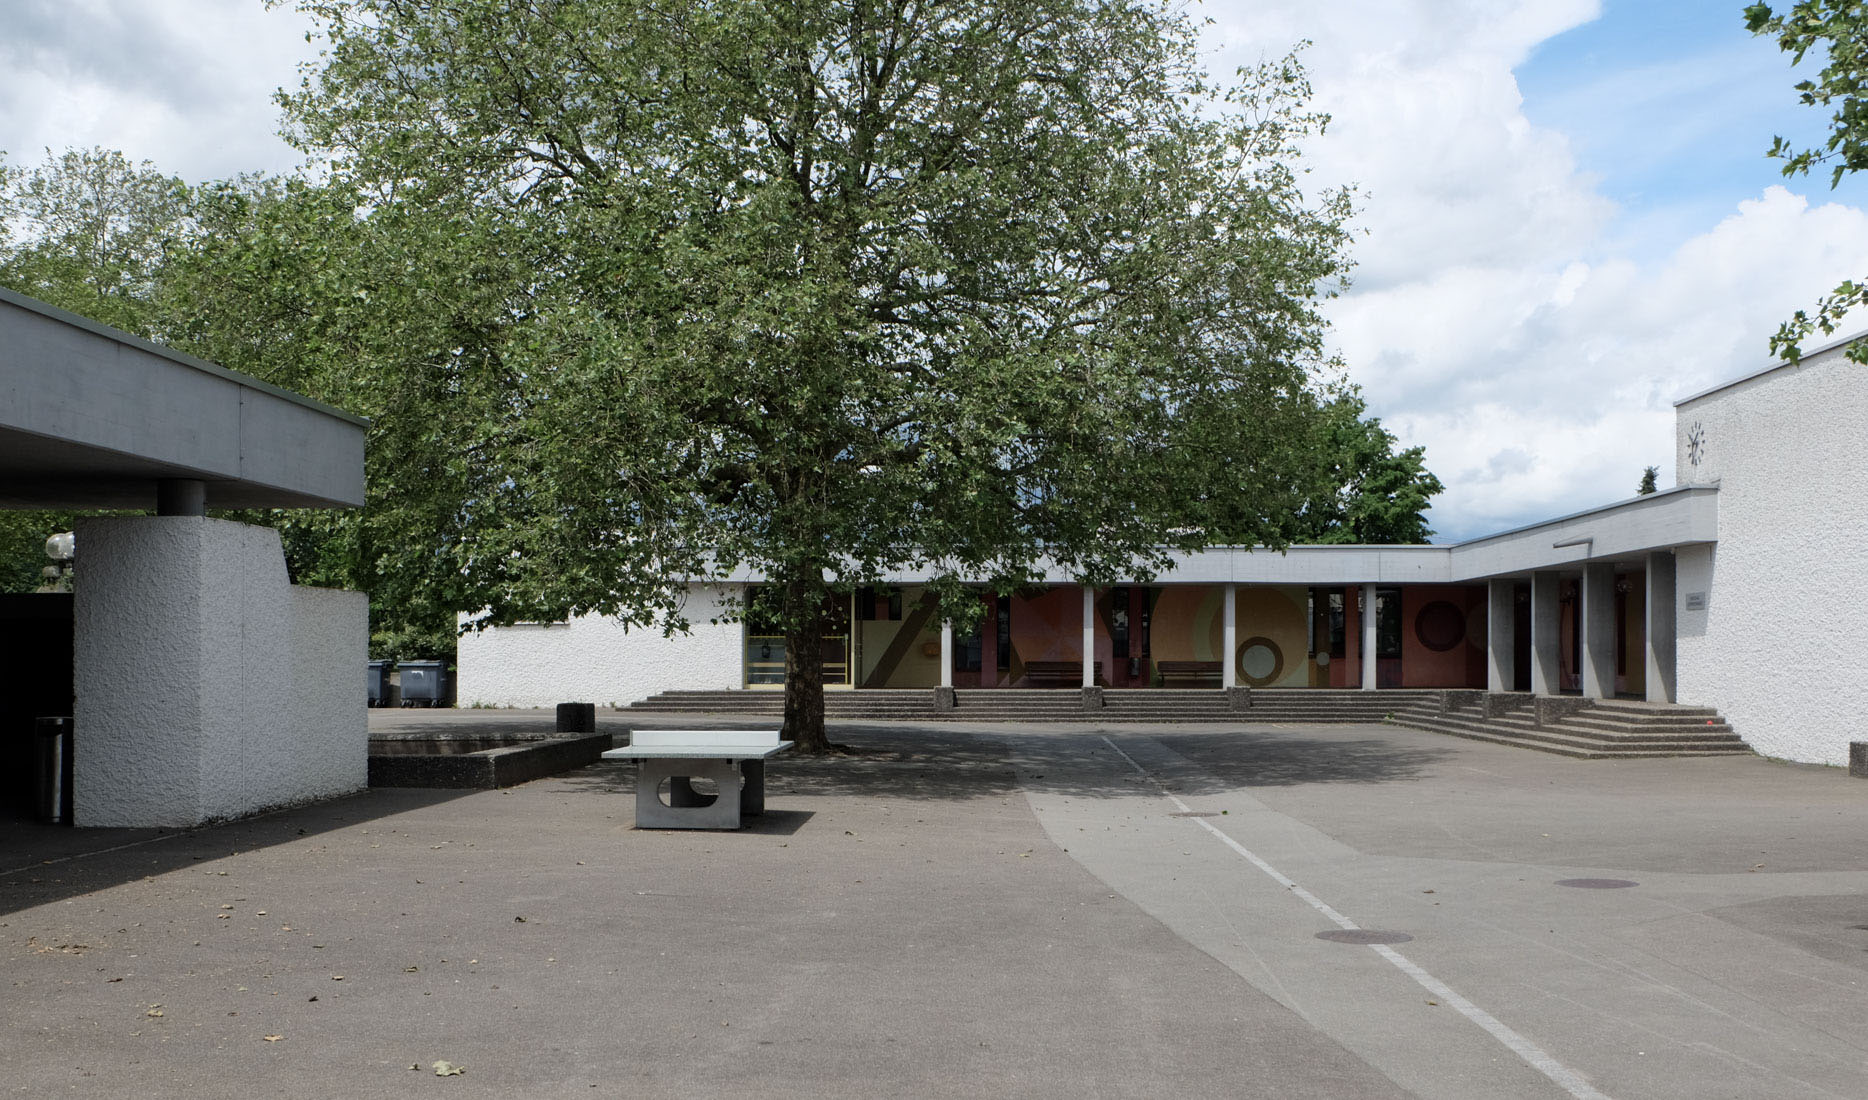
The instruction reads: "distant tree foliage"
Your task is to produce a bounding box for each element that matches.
[278,0,1360,749]
[1747,1,1868,360]
[1289,393,1444,544]
[1637,466,1659,495]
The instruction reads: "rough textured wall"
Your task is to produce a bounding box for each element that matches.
[457,585,742,707]
[290,587,370,800]
[74,517,368,827]
[1675,349,1868,764]
[75,518,209,825]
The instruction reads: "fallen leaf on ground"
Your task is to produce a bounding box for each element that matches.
[264,1035,283,1042]
[433,1060,465,1076]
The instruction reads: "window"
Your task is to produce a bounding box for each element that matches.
[1376,587,1403,660]
[1110,587,1130,659]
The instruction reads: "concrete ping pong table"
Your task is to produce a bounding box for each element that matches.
[602,729,794,829]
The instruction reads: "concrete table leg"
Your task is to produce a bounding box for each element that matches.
[635,758,744,829]
[740,759,766,816]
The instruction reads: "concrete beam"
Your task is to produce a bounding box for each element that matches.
[0,288,365,510]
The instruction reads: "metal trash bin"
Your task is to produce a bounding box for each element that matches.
[368,660,388,707]
[399,661,445,707]
[34,716,73,825]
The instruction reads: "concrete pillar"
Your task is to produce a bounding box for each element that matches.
[1645,551,1677,703]
[1580,562,1616,699]
[1529,572,1561,694]
[73,516,367,827]
[939,619,953,690]
[1081,585,1095,688]
[1486,579,1515,692]
[1360,583,1378,691]
[156,478,206,516]
[1222,583,1238,689]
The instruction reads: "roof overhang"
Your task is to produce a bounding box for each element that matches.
[0,288,366,510]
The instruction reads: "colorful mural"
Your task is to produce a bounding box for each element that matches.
[772,582,1496,691]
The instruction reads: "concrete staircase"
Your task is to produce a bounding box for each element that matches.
[1383,692,1751,759]
[623,687,1442,724]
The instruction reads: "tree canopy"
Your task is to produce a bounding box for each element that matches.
[1746,0,1868,360]
[1286,393,1442,545]
[277,0,1359,748]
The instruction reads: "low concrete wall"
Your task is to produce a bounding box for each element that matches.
[73,516,367,827]
[368,734,611,789]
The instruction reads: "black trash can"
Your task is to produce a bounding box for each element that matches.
[34,716,73,825]
[368,660,388,707]
[399,661,445,707]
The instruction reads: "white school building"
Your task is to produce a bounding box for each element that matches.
[461,333,1868,768]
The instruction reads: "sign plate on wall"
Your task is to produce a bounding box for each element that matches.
[1684,592,1707,611]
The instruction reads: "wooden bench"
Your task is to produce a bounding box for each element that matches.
[1022,660,1102,687]
[601,729,793,830]
[1157,660,1223,688]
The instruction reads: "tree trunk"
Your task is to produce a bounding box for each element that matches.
[781,576,833,753]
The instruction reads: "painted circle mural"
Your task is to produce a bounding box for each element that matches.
[1414,601,1466,652]
[1235,636,1285,687]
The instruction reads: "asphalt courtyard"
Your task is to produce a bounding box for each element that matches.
[5,711,1868,1099]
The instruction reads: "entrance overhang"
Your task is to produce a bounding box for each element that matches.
[0,288,365,510]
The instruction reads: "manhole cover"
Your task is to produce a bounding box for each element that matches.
[1315,929,1414,945]
[1555,878,1638,889]
[1168,811,1220,818]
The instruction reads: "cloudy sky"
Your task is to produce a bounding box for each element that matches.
[2,0,1860,541]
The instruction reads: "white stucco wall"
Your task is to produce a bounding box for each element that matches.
[73,516,368,826]
[1673,346,1868,764]
[457,584,743,707]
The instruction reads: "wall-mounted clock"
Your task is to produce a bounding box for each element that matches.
[1687,421,1706,467]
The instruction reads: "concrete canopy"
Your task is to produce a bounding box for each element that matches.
[0,288,365,510]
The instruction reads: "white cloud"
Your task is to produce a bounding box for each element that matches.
[0,0,316,181]
[1201,1,1868,541]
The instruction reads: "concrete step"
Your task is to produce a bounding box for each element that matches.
[1388,713,1752,758]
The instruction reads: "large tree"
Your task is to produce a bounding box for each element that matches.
[281,0,1354,750]
[1747,0,1868,359]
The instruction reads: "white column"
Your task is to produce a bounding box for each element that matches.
[1222,583,1238,689]
[1645,551,1677,703]
[1360,583,1378,691]
[939,619,953,690]
[1485,579,1515,692]
[1081,585,1095,688]
[1580,562,1616,700]
[1530,571,1561,695]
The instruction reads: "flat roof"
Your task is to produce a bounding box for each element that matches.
[0,288,367,510]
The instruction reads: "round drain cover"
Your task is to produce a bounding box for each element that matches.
[1555,878,1638,889]
[1315,929,1414,945]
[1168,811,1220,818]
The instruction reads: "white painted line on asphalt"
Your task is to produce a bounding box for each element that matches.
[1098,735,1612,1100]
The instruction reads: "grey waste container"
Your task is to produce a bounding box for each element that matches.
[34,716,73,825]
[368,660,388,707]
[399,661,446,707]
